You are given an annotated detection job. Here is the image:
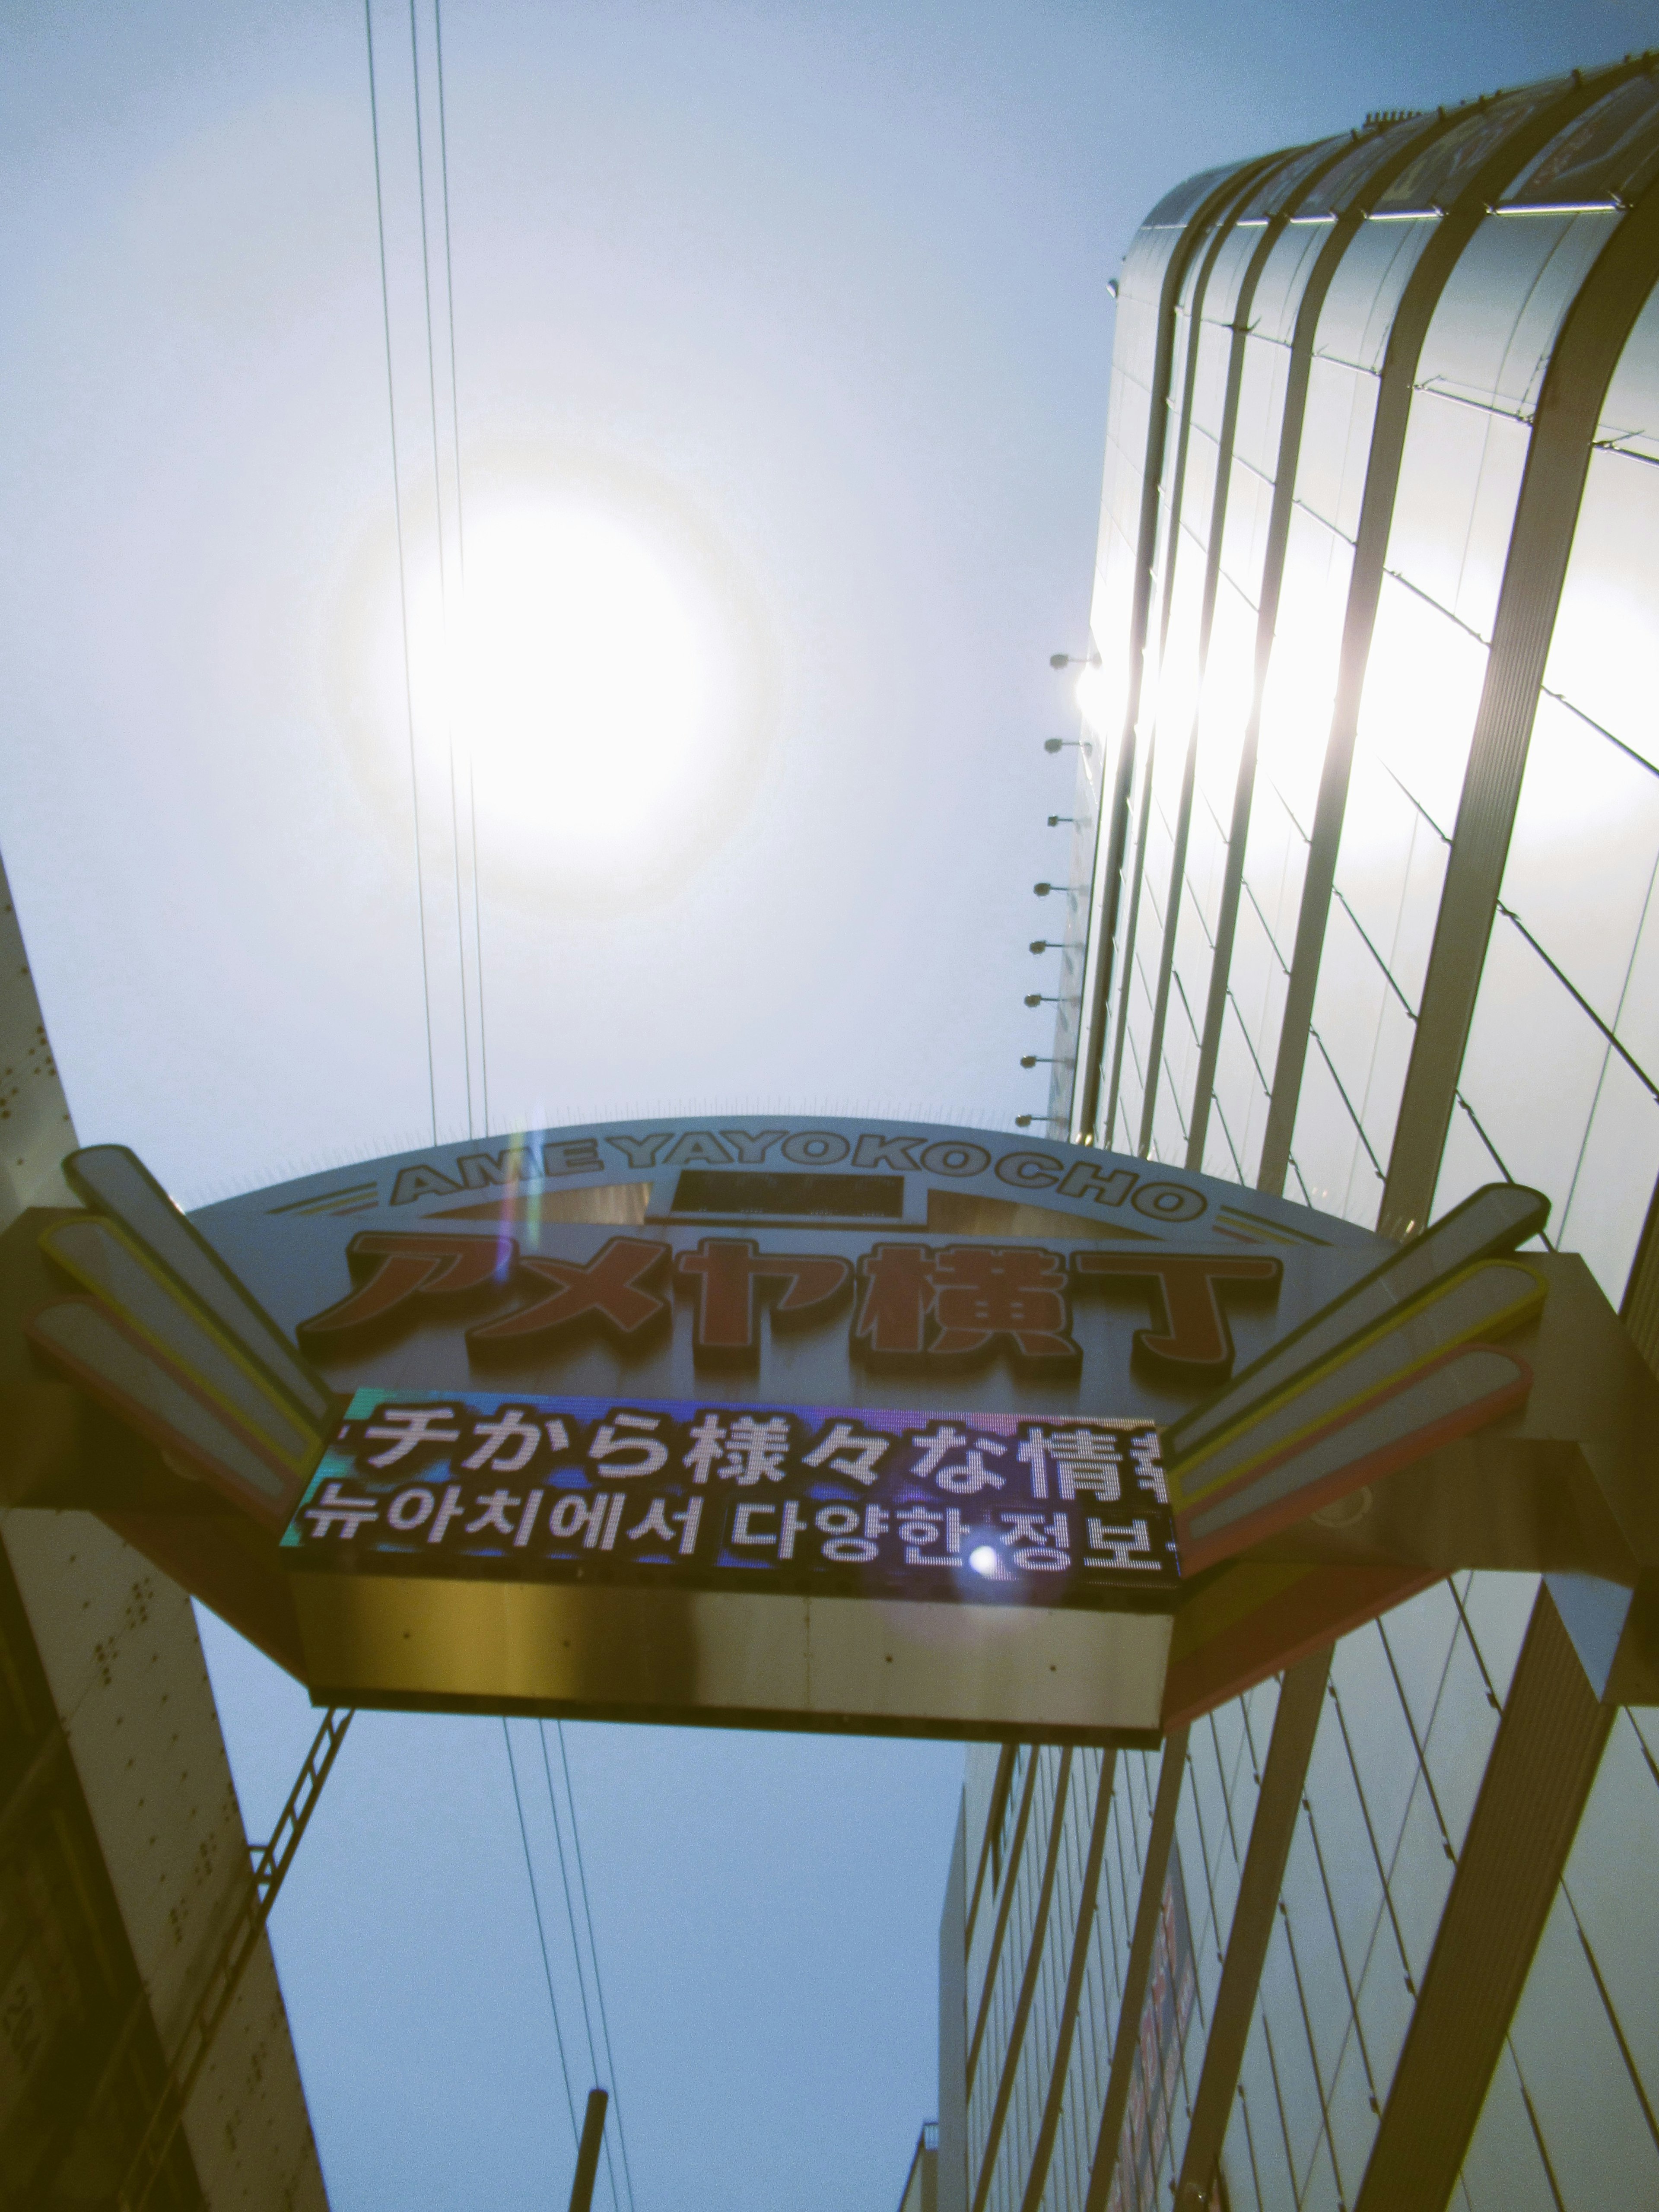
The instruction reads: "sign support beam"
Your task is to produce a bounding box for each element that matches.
[1171,1649,1332,2206]
[1352,1587,1613,2211]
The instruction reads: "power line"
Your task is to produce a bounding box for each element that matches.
[558,1724,639,2212]
[364,0,439,1144]
[539,1724,627,2212]
[432,0,491,1137]
[407,0,476,1141]
[503,1719,581,2148]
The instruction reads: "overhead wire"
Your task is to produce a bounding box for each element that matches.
[431,0,491,1137]
[373,15,629,2199]
[503,1719,582,2149]
[557,1723,639,2212]
[407,0,476,1141]
[538,1724,628,2212]
[364,0,440,1146]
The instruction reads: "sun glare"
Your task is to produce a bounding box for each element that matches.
[455,510,709,819]
[377,484,768,909]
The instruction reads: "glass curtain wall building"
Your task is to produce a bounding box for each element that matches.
[945,55,1659,2212]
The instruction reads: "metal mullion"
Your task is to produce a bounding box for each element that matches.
[1102,1792,1136,2000]
[1183,1738,1229,1978]
[1288,487,1361,543]
[1209,1700,1248,1872]
[1082,1730,1191,2211]
[1538,678,1659,778]
[1186,107,1481,1173]
[1566,1892,1659,2154]
[1327,1679,1417,1992]
[1496,900,1659,1104]
[1450,1090,1519,1185]
[1382,760,1453,844]
[969,1753,1074,2212]
[1301,1796,1383,2117]
[1259,2011,1302,2203]
[1277,1902,1344,2204]
[1379,143,1659,1230]
[1330,884,1420,1017]
[1177,131,1437,1171]
[1375,1615,1461,1861]
[1016,1756,1117,2212]
[1073,153,1292,1141]
[1174,1651,1333,2203]
[1236,2079,1269,2211]
[1138,241,1266,1159]
[1306,1027,1387,1182]
[1514,2056,1571,2212]
[1259,63,1649,1202]
[1103,725,1160,1147]
[1353,1591,1614,2208]
[1381,558,1497,645]
[966,1750,1043,2093]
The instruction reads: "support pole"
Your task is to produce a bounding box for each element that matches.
[568,2088,609,2212]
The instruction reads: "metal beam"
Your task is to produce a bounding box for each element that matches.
[1135,176,1302,1161]
[1184,108,1472,1172]
[1015,1751,1116,2212]
[1071,152,1287,1144]
[1382,174,1659,1237]
[1172,1648,1332,2205]
[969,1751,1074,2212]
[965,1748,1042,2090]
[1082,1728,1189,2211]
[1257,62,1645,1200]
[1353,1588,1611,2209]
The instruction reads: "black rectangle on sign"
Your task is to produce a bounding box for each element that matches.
[671,1171,906,1220]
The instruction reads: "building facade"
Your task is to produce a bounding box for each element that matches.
[946,55,1659,2212]
[0,851,329,2210]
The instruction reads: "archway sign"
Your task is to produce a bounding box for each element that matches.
[4,1117,1656,1745]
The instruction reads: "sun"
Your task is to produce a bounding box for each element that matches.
[380,475,770,910]
[452,508,711,825]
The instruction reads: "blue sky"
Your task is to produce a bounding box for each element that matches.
[4,2,1656,2206]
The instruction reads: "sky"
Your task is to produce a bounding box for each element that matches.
[3,2,1656,2207]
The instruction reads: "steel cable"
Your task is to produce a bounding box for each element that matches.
[364,0,440,1144]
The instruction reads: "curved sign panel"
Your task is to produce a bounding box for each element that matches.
[20,1117,1629,1745]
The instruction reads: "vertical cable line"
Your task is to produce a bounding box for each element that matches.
[365,0,439,1144]
[408,0,475,1140]
[431,0,489,1136]
[558,1723,638,2212]
[503,1719,582,2148]
[538,1725,632,2212]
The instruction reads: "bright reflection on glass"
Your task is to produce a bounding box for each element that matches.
[969,1544,1001,1578]
[1076,658,1119,732]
